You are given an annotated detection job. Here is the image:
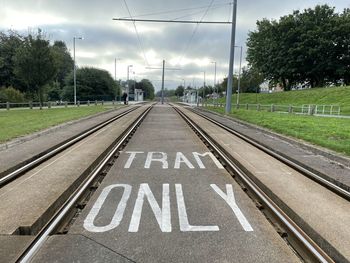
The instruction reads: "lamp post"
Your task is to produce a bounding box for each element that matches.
[211,61,217,102]
[73,36,83,105]
[127,65,133,102]
[235,45,243,105]
[115,58,121,101]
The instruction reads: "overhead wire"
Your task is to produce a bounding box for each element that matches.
[171,3,230,21]
[176,0,216,65]
[119,2,231,19]
[122,0,150,66]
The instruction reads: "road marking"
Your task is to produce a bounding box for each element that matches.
[123,151,224,170]
[193,152,224,169]
[175,184,219,232]
[211,184,253,232]
[124,151,144,168]
[129,184,171,232]
[174,152,195,169]
[84,184,131,232]
[83,184,253,233]
[145,152,168,169]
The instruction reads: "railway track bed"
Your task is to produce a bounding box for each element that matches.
[1,103,349,262]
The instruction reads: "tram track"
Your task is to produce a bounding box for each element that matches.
[172,104,336,263]
[5,103,349,262]
[0,105,140,188]
[187,106,350,201]
[3,104,153,262]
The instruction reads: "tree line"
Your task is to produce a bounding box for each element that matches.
[247,5,350,90]
[0,29,155,104]
[163,66,263,100]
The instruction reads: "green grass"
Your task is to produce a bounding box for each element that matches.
[213,86,350,115]
[207,106,350,156]
[0,106,116,143]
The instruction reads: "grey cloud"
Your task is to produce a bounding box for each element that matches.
[2,0,349,90]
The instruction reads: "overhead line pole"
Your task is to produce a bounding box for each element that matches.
[225,0,237,114]
[161,60,165,104]
[146,62,182,104]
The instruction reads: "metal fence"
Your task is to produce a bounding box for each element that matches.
[206,103,341,116]
[0,100,124,110]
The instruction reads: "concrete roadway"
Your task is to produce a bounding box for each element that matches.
[33,105,300,262]
[0,106,148,262]
[180,106,350,262]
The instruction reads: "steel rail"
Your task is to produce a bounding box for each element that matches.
[0,106,140,188]
[18,105,153,263]
[189,107,350,201]
[173,105,334,263]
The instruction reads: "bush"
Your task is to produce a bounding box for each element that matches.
[0,86,25,102]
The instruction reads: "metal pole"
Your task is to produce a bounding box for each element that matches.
[73,37,76,105]
[225,0,237,114]
[203,71,206,106]
[161,60,165,104]
[213,61,217,97]
[115,58,117,101]
[127,65,132,103]
[236,46,242,105]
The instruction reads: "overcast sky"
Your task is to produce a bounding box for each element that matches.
[1,0,349,91]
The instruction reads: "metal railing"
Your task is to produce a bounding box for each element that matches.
[0,100,124,110]
[206,102,341,116]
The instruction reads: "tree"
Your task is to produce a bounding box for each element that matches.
[135,79,155,100]
[13,30,57,104]
[62,67,118,101]
[335,8,350,84]
[51,41,74,88]
[175,85,184,97]
[240,67,264,93]
[0,30,26,90]
[0,86,25,102]
[155,88,175,97]
[247,5,349,88]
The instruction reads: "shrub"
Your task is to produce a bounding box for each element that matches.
[0,86,26,102]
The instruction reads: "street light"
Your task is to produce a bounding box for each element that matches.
[115,58,121,101]
[235,45,243,106]
[127,65,133,102]
[73,36,83,105]
[211,61,217,102]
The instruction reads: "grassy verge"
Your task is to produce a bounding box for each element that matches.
[211,86,350,115]
[207,106,350,156]
[0,106,118,143]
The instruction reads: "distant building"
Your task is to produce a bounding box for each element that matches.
[259,81,270,93]
[182,89,197,104]
[259,81,284,93]
[134,89,144,101]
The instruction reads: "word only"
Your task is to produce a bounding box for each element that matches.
[124,151,224,169]
[84,183,253,233]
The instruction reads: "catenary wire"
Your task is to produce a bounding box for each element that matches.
[119,2,231,19]
[177,0,216,65]
[122,0,150,66]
